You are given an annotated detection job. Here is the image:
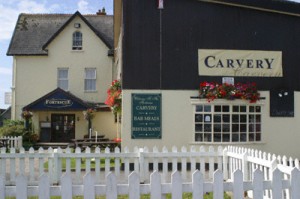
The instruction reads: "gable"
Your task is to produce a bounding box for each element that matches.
[7,11,113,56]
[23,88,89,111]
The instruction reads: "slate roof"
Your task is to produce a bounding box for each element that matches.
[7,11,113,56]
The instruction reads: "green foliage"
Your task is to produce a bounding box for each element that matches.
[0,119,25,137]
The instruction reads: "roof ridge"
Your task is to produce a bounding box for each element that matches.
[19,13,113,16]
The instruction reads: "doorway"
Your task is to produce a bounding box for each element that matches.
[51,114,75,142]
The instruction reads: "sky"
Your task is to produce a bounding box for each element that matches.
[0,0,113,109]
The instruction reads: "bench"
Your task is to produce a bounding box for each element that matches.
[34,142,71,149]
[72,140,120,150]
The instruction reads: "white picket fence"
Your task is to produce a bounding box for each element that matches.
[1,145,300,198]
[0,136,22,149]
[1,169,300,199]
[0,145,224,185]
[224,146,300,198]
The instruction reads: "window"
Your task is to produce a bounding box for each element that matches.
[194,103,262,143]
[85,68,96,91]
[57,68,68,90]
[72,31,82,50]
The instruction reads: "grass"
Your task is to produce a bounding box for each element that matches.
[6,192,231,199]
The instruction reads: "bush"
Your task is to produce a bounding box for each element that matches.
[0,119,39,150]
[0,120,25,137]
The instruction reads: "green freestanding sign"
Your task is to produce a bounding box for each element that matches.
[132,93,161,139]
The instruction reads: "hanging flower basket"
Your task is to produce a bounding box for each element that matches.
[105,79,122,114]
[83,108,95,121]
[199,82,260,103]
[21,110,33,120]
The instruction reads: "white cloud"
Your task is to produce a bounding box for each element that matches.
[77,0,91,13]
[0,1,59,41]
[0,67,11,75]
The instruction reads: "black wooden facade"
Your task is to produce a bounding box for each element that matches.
[122,0,300,91]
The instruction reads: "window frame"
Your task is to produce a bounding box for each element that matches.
[57,68,69,91]
[191,99,264,144]
[84,68,97,92]
[72,31,82,50]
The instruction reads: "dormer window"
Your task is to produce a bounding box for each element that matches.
[72,31,82,50]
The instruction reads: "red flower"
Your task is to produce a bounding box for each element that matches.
[105,80,122,114]
[199,81,260,103]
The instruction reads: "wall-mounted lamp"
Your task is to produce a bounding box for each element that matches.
[77,116,80,121]
[278,90,289,98]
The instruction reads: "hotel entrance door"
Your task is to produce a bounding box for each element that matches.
[51,114,75,142]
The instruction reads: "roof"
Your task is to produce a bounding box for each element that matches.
[7,11,113,56]
[199,0,300,16]
[22,87,109,111]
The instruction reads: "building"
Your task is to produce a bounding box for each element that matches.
[115,0,300,158]
[7,11,118,142]
[0,107,11,127]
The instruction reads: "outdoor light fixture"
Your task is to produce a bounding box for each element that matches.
[77,116,80,121]
[278,90,289,98]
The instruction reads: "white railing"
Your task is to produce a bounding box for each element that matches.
[0,136,22,149]
[224,146,300,199]
[1,169,300,199]
[0,145,224,185]
[1,145,300,197]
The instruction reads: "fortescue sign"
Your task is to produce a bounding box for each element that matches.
[198,49,283,77]
[44,98,73,108]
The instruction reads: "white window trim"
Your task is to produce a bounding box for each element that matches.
[57,68,69,91]
[190,98,265,145]
[72,31,82,50]
[84,68,97,92]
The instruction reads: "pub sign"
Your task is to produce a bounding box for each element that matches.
[131,93,161,139]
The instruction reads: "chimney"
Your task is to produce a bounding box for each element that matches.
[96,7,106,15]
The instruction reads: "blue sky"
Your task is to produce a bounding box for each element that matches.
[0,0,113,109]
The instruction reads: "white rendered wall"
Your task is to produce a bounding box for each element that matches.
[122,90,300,159]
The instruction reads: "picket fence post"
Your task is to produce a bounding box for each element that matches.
[106,172,117,199]
[114,147,121,178]
[192,170,203,199]
[222,148,228,180]
[150,171,161,199]
[52,148,59,184]
[272,168,282,199]
[0,175,5,199]
[181,146,187,180]
[139,147,145,183]
[75,147,81,184]
[162,147,168,183]
[10,148,16,183]
[290,168,300,199]
[213,170,223,199]
[242,151,248,181]
[129,172,140,199]
[61,172,72,199]
[38,174,50,199]
[16,174,27,199]
[172,171,182,199]
[253,169,263,199]
[83,172,95,199]
[94,147,101,184]
[233,170,243,198]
